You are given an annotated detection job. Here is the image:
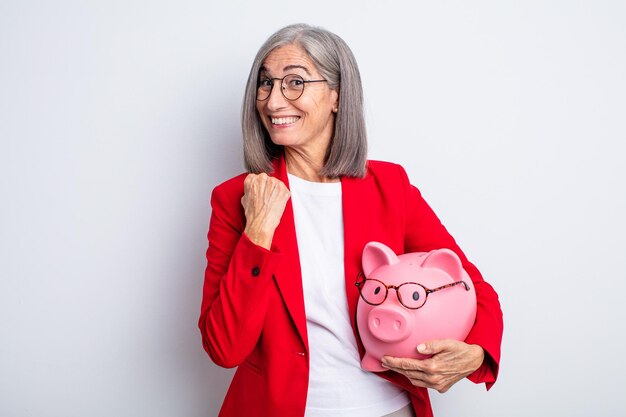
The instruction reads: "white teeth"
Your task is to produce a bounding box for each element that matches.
[271,116,299,125]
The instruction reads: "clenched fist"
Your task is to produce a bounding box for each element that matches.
[241,173,291,249]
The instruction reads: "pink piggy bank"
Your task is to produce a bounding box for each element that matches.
[356,242,477,372]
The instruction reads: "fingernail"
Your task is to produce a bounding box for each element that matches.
[417,344,427,353]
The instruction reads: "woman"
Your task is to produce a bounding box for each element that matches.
[199,23,503,417]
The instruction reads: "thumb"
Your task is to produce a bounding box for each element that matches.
[417,339,450,355]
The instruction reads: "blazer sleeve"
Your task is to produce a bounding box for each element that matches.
[397,164,503,389]
[198,180,283,368]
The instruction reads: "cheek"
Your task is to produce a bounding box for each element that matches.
[255,106,268,126]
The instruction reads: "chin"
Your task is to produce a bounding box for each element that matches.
[268,134,299,148]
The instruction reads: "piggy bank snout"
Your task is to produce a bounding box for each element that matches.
[366,305,413,343]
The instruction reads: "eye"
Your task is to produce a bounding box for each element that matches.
[287,77,304,87]
[258,77,273,87]
[412,291,420,301]
[374,286,381,295]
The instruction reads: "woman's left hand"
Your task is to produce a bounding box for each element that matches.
[381,339,485,393]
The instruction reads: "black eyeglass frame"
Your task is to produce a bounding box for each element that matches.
[256,74,328,101]
[355,272,471,310]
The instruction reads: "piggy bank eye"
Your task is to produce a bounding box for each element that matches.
[360,279,387,305]
[397,283,427,309]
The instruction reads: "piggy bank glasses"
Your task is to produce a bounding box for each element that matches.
[355,273,471,310]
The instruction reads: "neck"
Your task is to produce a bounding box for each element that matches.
[284,147,339,183]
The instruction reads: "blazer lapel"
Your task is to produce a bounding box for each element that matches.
[269,156,309,349]
[341,171,376,339]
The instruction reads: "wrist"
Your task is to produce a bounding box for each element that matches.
[471,344,485,371]
[244,228,273,250]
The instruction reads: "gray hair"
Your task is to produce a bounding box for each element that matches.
[241,23,367,178]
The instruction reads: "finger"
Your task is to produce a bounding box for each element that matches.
[387,352,448,374]
[381,356,427,372]
[255,173,268,201]
[387,360,440,378]
[385,366,432,388]
[268,178,289,203]
[419,339,457,355]
[406,369,453,391]
[279,181,291,200]
[405,375,430,388]
[276,180,290,202]
[243,173,256,192]
[267,178,280,201]
[417,342,430,355]
[264,179,282,209]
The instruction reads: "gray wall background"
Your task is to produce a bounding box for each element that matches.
[2,1,625,416]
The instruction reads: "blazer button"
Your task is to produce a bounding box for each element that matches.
[251,266,260,277]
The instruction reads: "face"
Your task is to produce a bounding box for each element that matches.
[255,44,339,155]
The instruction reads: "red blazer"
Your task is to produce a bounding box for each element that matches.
[199,156,503,417]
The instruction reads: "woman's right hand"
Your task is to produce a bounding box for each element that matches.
[241,173,291,249]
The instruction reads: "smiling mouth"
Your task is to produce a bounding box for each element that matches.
[271,116,300,125]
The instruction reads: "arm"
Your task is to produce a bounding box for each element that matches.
[398,164,503,388]
[198,174,289,368]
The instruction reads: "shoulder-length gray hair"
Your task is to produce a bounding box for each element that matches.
[241,23,367,178]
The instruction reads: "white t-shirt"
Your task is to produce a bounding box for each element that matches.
[288,173,410,417]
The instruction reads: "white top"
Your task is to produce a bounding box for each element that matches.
[288,174,410,417]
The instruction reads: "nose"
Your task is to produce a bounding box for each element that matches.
[266,80,289,111]
[367,305,412,343]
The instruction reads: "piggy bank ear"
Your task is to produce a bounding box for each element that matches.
[420,248,463,280]
[362,242,399,277]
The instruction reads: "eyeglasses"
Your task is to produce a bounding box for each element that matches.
[256,74,328,101]
[355,273,471,310]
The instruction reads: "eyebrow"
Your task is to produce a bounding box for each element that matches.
[259,64,312,77]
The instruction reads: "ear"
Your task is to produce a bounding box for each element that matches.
[362,242,399,277]
[420,248,464,280]
[330,88,339,113]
